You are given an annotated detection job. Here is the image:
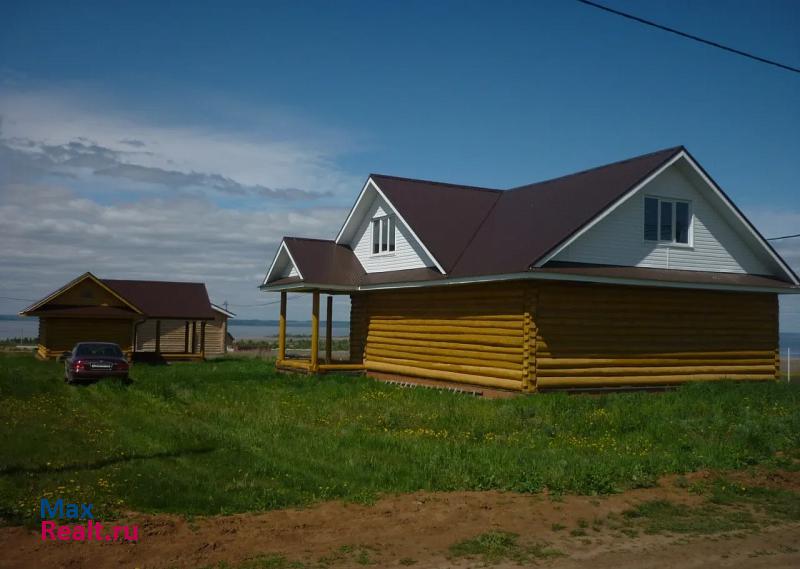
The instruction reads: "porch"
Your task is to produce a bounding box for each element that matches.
[275,290,365,374]
[132,318,210,362]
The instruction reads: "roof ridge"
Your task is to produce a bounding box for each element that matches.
[446,191,505,273]
[370,173,502,194]
[101,278,206,285]
[508,146,684,192]
[284,236,337,244]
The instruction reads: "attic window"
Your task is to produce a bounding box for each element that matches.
[644,196,691,244]
[372,216,396,254]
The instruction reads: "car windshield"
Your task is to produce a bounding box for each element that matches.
[75,344,123,358]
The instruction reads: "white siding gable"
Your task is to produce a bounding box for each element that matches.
[264,243,299,283]
[347,192,435,273]
[553,163,774,275]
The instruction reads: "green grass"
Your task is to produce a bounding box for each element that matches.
[448,531,562,564]
[621,499,758,534]
[613,477,800,536]
[1,353,800,525]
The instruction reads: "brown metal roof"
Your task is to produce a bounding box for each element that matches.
[25,305,141,318]
[449,146,683,276]
[371,175,501,272]
[533,263,797,290]
[282,238,365,286]
[102,279,216,319]
[264,146,797,292]
[361,267,445,286]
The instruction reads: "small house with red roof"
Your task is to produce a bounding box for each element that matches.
[20,272,234,360]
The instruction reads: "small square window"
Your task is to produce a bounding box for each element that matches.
[644,196,691,245]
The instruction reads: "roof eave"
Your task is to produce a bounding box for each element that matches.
[258,270,798,295]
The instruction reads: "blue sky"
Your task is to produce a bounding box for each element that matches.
[1,0,799,328]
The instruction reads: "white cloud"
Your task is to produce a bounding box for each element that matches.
[0,182,348,318]
[0,88,361,320]
[0,89,361,197]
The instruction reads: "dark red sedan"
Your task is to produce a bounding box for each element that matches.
[63,342,130,384]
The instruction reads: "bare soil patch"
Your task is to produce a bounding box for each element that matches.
[2,469,799,569]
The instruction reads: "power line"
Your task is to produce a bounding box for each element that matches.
[575,0,800,75]
[767,233,800,241]
[0,296,35,302]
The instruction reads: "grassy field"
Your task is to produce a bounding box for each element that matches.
[1,352,799,525]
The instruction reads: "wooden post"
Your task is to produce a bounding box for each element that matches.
[325,295,333,364]
[200,321,206,359]
[311,290,320,372]
[184,321,190,353]
[278,291,287,361]
[155,320,161,353]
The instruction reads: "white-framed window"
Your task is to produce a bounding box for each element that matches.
[644,196,691,245]
[372,215,396,254]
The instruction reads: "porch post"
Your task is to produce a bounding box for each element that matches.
[155,320,161,353]
[184,321,190,353]
[200,321,206,359]
[278,291,287,361]
[325,295,333,364]
[191,322,197,353]
[310,290,320,371]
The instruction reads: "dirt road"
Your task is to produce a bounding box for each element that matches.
[2,470,799,568]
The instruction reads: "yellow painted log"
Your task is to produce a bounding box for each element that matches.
[369,336,524,355]
[368,317,523,329]
[537,365,777,377]
[310,290,319,372]
[537,374,776,388]
[365,360,523,391]
[536,314,776,327]
[536,336,775,349]
[369,314,524,322]
[325,295,333,364]
[276,359,311,370]
[365,345,523,370]
[365,354,523,380]
[537,344,775,360]
[366,340,523,363]
[318,363,365,371]
[536,326,775,338]
[278,291,287,360]
[368,330,523,347]
[367,322,522,337]
[368,307,523,319]
[536,357,775,368]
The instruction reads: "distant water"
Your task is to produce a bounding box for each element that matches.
[783,332,800,356]
[228,323,350,339]
[0,320,37,340]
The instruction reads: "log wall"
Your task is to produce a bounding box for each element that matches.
[137,319,187,352]
[37,317,134,359]
[355,280,779,391]
[359,283,530,390]
[534,282,779,388]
